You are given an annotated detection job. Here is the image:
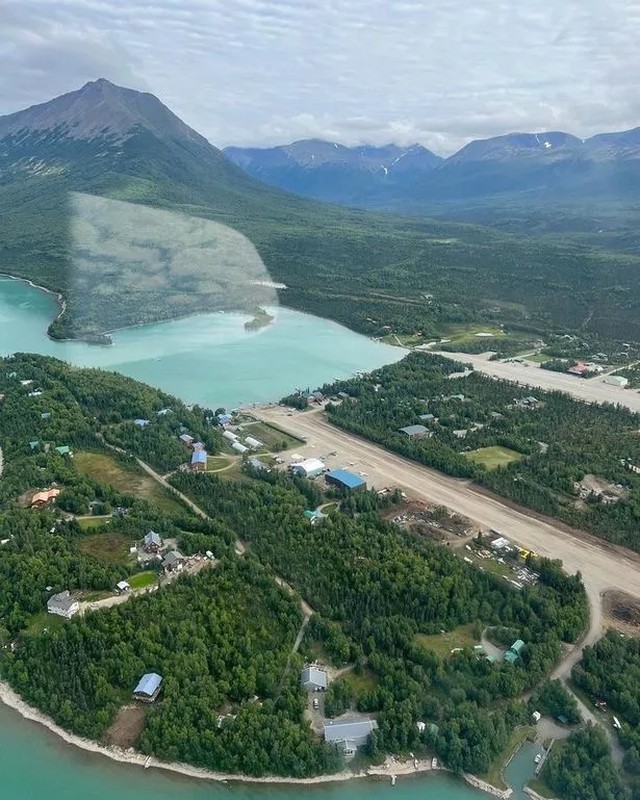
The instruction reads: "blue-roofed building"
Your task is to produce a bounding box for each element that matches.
[134,418,150,428]
[133,672,163,702]
[190,449,208,471]
[217,413,233,426]
[325,469,366,492]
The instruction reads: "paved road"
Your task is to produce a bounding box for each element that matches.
[434,351,640,413]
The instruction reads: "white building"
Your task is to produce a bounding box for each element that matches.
[232,442,248,454]
[223,430,239,442]
[604,374,629,388]
[244,436,263,449]
[47,590,80,619]
[291,458,326,479]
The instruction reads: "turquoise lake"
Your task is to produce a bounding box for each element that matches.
[0,276,405,409]
[0,275,540,799]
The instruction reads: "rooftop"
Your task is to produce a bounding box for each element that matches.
[134,672,163,697]
[191,449,207,464]
[301,665,328,688]
[326,469,366,489]
[324,716,377,743]
[398,424,428,436]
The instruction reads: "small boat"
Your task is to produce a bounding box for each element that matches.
[432,757,438,769]
[534,753,542,764]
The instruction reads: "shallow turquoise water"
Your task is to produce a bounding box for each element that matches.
[0,277,404,408]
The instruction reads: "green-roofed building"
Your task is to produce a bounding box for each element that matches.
[504,651,519,664]
[29,440,39,450]
[55,445,71,455]
[510,639,525,654]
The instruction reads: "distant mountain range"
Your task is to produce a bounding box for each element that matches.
[224,127,640,211]
[2,79,640,345]
[224,140,442,205]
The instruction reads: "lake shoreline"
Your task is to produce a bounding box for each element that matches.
[0,679,508,797]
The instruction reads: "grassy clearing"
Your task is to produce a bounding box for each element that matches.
[523,352,549,363]
[480,726,536,791]
[465,445,524,470]
[340,667,379,694]
[128,571,158,590]
[78,532,131,565]
[24,612,65,638]
[74,451,184,514]
[239,420,303,451]
[207,456,230,471]
[442,323,507,346]
[415,623,478,658]
[76,516,110,530]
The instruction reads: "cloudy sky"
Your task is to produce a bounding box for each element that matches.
[2,0,639,154]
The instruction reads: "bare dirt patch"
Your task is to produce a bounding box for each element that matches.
[384,500,473,544]
[604,590,640,636]
[104,704,147,749]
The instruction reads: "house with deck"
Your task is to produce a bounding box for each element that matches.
[133,672,163,702]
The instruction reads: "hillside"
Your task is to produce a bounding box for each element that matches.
[2,80,640,342]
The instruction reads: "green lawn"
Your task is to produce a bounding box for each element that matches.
[74,451,185,514]
[24,611,65,638]
[78,532,131,565]
[76,516,110,530]
[238,420,303,451]
[206,455,230,471]
[415,623,478,659]
[523,352,549,363]
[128,571,158,590]
[480,726,536,791]
[465,445,524,470]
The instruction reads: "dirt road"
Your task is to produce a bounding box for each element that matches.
[257,407,640,610]
[435,351,640,413]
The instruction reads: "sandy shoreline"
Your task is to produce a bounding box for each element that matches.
[0,678,512,796]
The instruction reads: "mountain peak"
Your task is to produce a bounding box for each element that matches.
[0,79,208,147]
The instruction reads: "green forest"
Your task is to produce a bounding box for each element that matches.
[312,351,640,549]
[0,354,593,778]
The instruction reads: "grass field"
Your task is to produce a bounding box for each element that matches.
[78,531,131,565]
[415,623,478,658]
[128,571,158,590]
[465,445,524,470]
[238,420,303,451]
[480,726,536,790]
[76,516,110,530]
[340,667,379,694]
[74,451,185,514]
[206,455,230,471]
[24,612,65,638]
[523,352,549,363]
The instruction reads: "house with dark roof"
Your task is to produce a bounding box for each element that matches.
[162,550,184,572]
[143,530,162,553]
[133,672,163,702]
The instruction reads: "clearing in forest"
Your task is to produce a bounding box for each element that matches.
[74,451,184,514]
[415,623,479,658]
[465,445,524,470]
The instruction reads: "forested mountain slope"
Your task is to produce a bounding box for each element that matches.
[2,81,640,342]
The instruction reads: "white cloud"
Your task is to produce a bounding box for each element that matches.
[1,0,638,154]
